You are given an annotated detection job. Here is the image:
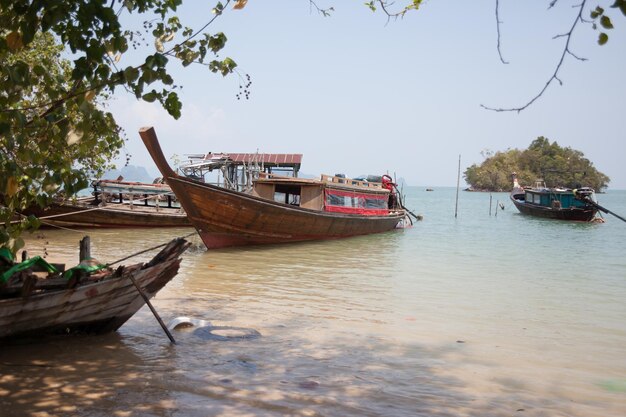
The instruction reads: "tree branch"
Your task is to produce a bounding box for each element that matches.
[309,1,334,17]
[376,1,420,24]
[482,0,588,112]
[495,0,509,64]
[163,0,232,55]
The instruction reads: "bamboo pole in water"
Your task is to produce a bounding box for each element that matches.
[91,235,178,345]
[455,155,461,218]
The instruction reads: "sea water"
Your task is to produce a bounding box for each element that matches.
[1,187,625,416]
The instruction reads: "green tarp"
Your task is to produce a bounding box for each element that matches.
[1,256,59,284]
[1,247,107,283]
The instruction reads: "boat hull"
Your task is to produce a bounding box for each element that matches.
[23,200,190,228]
[0,238,189,340]
[510,196,597,221]
[173,176,404,249]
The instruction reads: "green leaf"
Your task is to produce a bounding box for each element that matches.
[9,61,30,86]
[598,32,609,45]
[153,53,168,67]
[0,123,10,135]
[590,6,604,19]
[600,15,614,29]
[20,20,37,45]
[123,66,139,82]
[208,33,227,53]
[164,92,182,119]
[142,91,158,102]
[142,68,157,84]
[32,65,46,76]
[221,57,237,75]
[212,2,224,15]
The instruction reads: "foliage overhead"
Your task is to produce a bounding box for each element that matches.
[0,0,247,253]
[0,32,126,253]
[464,137,610,192]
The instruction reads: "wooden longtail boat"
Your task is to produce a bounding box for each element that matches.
[510,173,599,221]
[139,127,407,249]
[22,180,191,228]
[0,237,190,340]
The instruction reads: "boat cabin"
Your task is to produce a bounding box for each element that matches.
[252,173,394,215]
[523,188,592,210]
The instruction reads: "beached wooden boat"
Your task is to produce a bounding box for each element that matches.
[22,180,190,228]
[0,237,190,340]
[139,127,407,249]
[510,174,599,221]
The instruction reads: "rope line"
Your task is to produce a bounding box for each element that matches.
[106,231,198,267]
[38,219,85,233]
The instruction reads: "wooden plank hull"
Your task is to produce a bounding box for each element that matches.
[139,127,405,249]
[0,238,190,340]
[172,176,405,248]
[23,200,190,228]
[510,196,597,221]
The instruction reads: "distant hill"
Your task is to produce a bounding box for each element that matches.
[102,165,156,183]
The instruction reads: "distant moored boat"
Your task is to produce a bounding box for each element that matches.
[21,179,190,228]
[509,173,599,222]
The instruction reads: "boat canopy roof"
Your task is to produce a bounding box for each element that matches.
[179,152,304,183]
[223,152,302,166]
[183,152,302,169]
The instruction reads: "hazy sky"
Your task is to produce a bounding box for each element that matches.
[108,1,626,189]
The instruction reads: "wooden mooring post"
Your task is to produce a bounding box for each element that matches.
[79,236,91,261]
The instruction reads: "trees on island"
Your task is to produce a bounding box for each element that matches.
[464,137,610,192]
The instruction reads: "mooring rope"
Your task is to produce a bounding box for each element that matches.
[37,219,85,233]
[106,230,198,267]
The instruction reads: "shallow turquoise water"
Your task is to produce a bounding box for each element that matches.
[2,187,625,416]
